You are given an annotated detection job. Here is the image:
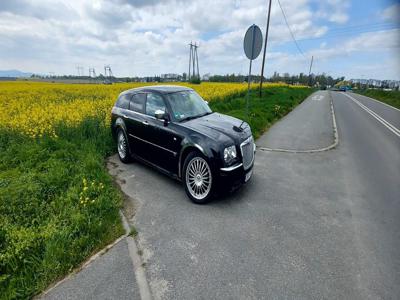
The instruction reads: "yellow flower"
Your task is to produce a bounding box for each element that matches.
[0,81,307,139]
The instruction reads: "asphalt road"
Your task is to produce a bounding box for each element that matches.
[43,91,400,299]
[41,238,140,300]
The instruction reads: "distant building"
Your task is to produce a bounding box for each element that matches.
[202,73,210,81]
[160,73,182,82]
[349,78,399,89]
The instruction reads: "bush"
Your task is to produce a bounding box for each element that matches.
[189,77,201,84]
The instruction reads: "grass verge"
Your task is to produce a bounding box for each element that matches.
[354,89,400,109]
[210,86,314,139]
[0,85,312,299]
[0,118,124,299]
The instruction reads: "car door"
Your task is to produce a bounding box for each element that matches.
[123,93,149,159]
[143,92,181,174]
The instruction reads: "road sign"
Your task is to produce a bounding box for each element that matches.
[243,24,263,120]
[243,24,263,60]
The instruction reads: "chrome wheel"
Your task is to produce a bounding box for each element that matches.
[185,157,212,200]
[117,131,127,159]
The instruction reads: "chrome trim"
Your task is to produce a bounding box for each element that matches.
[220,163,243,172]
[240,136,255,170]
[121,108,165,122]
[185,156,212,200]
[129,133,177,156]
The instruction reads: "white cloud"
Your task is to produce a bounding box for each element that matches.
[381,3,400,23]
[315,0,350,24]
[0,0,398,80]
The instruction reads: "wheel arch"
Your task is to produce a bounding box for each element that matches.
[178,143,207,179]
[178,138,220,179]
[113,117,127,139]
[114,118,134,159]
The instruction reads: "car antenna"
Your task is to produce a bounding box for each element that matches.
[234,120,245,132]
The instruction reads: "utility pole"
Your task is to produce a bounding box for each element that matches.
[259,0,272,97]
[188,42,192,81]
[188,42,200,81]
[89,67,96,79]
[195,43,200,79]
[308,55,314,87]
[192,43,196,78]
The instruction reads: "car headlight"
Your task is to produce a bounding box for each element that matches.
[223,145,237,165]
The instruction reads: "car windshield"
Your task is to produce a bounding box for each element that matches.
[166,90,212,121]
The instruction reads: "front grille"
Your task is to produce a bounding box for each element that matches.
[240,136,254,170]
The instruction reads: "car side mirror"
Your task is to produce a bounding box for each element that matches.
[155,109,170,125]
[155,110,166,120]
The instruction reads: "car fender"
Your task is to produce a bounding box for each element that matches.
[178,137,219,179]
[114,117,127,136]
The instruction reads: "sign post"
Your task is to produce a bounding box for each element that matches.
[243,24,263,119]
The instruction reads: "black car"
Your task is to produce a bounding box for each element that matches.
[111,85,255,203]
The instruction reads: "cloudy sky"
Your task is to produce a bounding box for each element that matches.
[0,0,399,79]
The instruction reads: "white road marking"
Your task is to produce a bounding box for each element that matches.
[344,93,400,138]
[353,92,400,112]
[312,94,324,101]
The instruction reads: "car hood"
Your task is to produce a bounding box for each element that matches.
[180,112,251,145]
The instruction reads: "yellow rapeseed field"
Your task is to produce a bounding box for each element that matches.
[0,81,296,138]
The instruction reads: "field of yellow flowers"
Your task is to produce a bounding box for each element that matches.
[0,81,300,139]
[0,81,311,299]
[0,81,258,139]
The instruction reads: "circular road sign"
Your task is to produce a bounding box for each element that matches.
[243,24,263,60]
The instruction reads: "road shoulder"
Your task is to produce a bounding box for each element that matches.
[39,237,141,300]
[257,91,336,151]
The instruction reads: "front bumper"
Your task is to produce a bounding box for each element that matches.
[216,139,256,191]
[217,163,254,191]
[217,159,255,191]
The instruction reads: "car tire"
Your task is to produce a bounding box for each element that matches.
[183,151,214,204]
[116,128,131,163]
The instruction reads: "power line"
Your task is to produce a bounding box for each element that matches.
[277,0,306,58]
[324,21,397,33]
[290,25,399,43]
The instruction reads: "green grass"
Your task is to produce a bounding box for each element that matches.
[0,118,124,299]
[354,89,400,109]
[0,85,312,299]
[210,86,313,139]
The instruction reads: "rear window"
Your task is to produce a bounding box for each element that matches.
[130,93,146,113]
[115,94,131,109]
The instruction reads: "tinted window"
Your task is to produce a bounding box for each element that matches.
[166,91,211,121]
[116,94,130,109]
[145,93,166,117]
[130,93,145,112]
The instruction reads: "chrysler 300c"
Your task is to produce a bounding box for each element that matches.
[111,85,255,203]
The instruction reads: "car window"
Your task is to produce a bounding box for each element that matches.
[130,93,145,113]
[145,93,166,117]
[167,91,211,121]
[116,94,130,109]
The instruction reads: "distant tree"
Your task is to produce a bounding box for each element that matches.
[189,76,201,84]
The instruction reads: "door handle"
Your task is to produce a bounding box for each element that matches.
[142,121,149,125]
[122,114,128,118]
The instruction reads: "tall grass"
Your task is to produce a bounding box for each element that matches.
[0,117,124,299]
